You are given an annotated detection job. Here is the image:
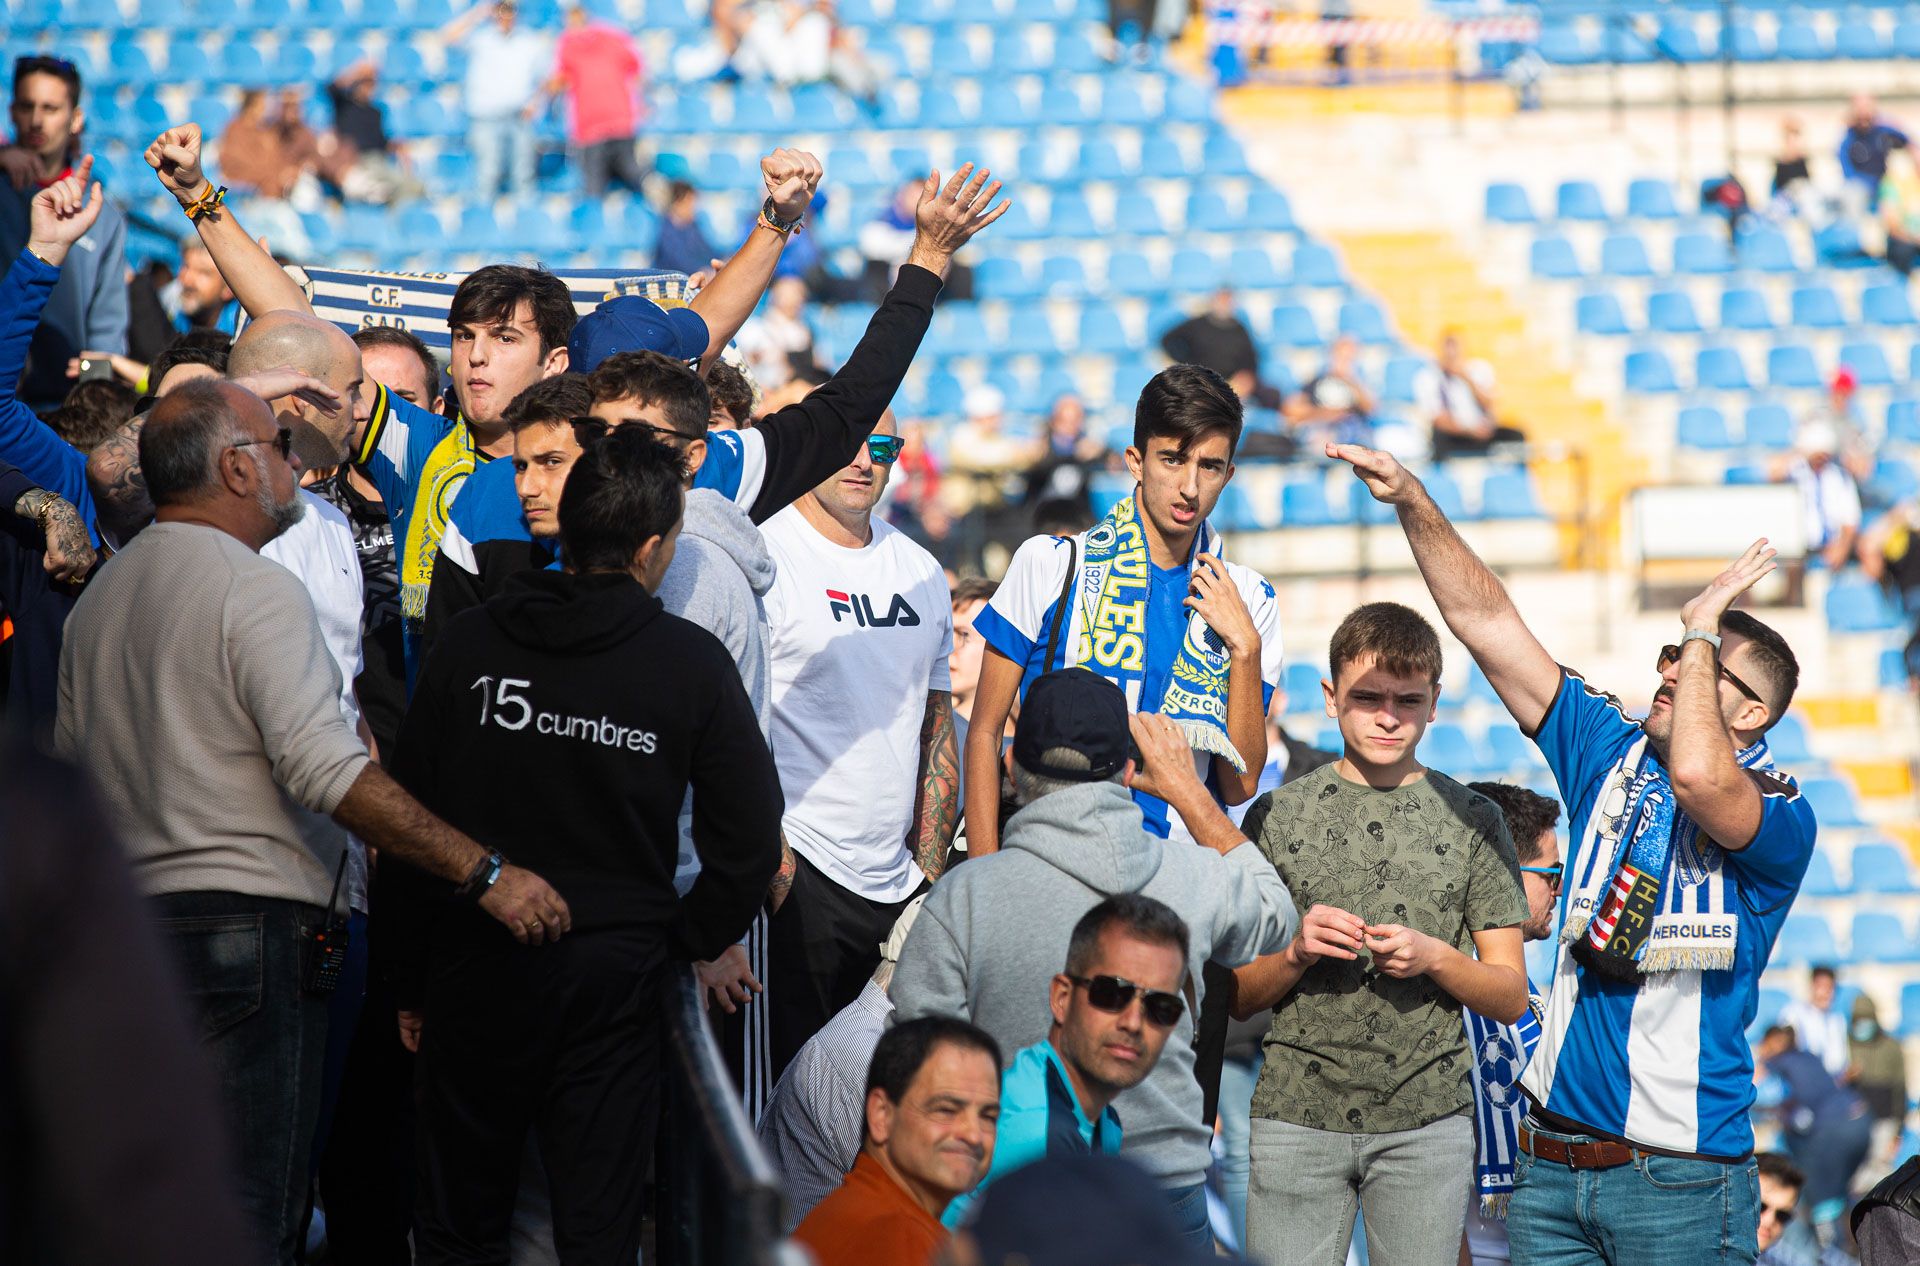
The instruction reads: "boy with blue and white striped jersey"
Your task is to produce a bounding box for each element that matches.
[1336,439,1817,1266]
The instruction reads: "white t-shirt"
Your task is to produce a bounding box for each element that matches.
[763,505,953,902]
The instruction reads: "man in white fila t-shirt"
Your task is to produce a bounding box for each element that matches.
[761,410,958,1078]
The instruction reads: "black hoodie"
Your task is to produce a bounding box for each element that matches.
[390,568,782,964]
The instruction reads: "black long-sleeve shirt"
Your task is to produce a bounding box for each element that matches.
[0,458,76,742]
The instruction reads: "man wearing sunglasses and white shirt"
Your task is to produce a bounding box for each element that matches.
[761,410,960,1080]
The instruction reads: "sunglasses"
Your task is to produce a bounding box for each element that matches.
[1069,974,1185,1028]
[14,54,77,77]
[1760,1204,1796,1226]
[1520,863,1563,887]
[1656,644,1762,704]
[568,417,693,446]
[233,426,295,461]
[866,434,905,465]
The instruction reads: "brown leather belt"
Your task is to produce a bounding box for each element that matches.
[1518,1125,1639,1170]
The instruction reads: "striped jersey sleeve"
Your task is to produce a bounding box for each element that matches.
[692,426,767,511]
[970,534,1073,676]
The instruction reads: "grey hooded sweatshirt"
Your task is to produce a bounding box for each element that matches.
[891,779,1298,1190]
[658,488,777,891]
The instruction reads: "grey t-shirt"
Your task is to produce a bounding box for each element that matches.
[1248,762,1527,1134]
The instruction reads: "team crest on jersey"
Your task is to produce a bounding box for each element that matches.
[826,589,922,627]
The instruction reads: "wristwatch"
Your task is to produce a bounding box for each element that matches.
[454,850,506,901]
[760,195,804,235]
[1681,628,1722,653]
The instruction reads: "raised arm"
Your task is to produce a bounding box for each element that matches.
[1331,441,1560,733]
[145,125,313,317]
[686,148,821,374]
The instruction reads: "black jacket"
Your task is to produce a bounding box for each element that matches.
[390,569,782,975]
[0,458,78,744]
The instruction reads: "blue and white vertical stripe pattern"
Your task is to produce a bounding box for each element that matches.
[1467,996,1543,1216]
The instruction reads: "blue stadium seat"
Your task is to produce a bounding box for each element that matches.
[1203,134,1254,178]
[1648,289,1705,334]
[1767,713,1813,763]
[1164,78,1215,125]
[1577,291,1633,336]
[1695,345,1753,391]
[1046,190,1098,238]
[1556,180,1608,222]
[992,201,1044,242]
[1677,405,1734,450]
[1038,86,1087,126]
[1901,983,1920,1038]
[1864,283,1918,328]
[1382,355,1427,402]
[1245,189,1296,233]
[1003,307,1059,357]
[1743,402,1794,449]
[1840,341,1896,388]
[223,39,269,84]
[1284,662,1324,708]
[1168,247,1222,291]
[269,43,317,87]
[1768,343,1824,389]
[107,37,156,87]
[1281,479,1348,527]
[1537,25,1593,64]
[1890,399,1920,444]
[990,30,1041,74]
[933,305,994,358]
[1868,456,1920,505]
[1421,723,1480,771]
[1423,469,1470,520]
[1078,307,1134,354]
[1626,178,1679,219]
[1600,233,1655,278]
[1187,190,1237,234]
[1673,232,1734,275]
[1790,285,1847,330]
[1338,299,1392,345]
[1835,16,1886,59]
[1738,226,1798,273]
[1625,348,1680,393]
[1825,580,1901,633]
[167,40,214,80]
[1485,182,1537,225]
[1719,287,1775,332]
[1270,303,1322,348]
[1113,192,1165,237]
[1655,19,1706,62]
[1038,255,1087,296]
[1531,236,1585,280]
[929,31,981,75]
[1774,915,1840,965]
[1850,913,1919,964]
[1852,843,1917,894]
[1074,139,1128,184]
[974,258,1038,301]
[1724,20,1769,61]
[1101,82,1154,126]
[1776,20,1829,60]
[1800,850,1843,897]
[1485,723,1536,769]
[1290,243,1345,288]
[1897,19,1920,59]
[1141,136,1192,181]
[1481,469,1544,519]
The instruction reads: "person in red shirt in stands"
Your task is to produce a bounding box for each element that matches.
[795,1016,1002,1266]
[547,0,647,197]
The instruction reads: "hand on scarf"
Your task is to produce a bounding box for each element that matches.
[1679,538,1777,633]
[1185,553,1259,660]
[1363,924,1443,978]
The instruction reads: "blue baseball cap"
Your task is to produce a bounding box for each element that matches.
[567,295,709,373]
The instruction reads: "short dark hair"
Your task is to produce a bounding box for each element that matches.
[503,372,593,432]
[1467,782,1561,865]
[668,179,697,204]
[1764,1024,1797,1046]
[148,330,233,391]
[952,576,997,609]
[352,325,441,400]
[558,425,686,574]
[1810,964,1837,983]
[140,379,246,505]
[1064,894,1190,980]
[52,378,137,454]
[1722,610,1799,730]
[1133,363,1242,458]
[13,55,82,107]
[705,359,755,426]
[447,264,576,358]
[863,1017,1002,1139]
[1328,601,1443,687]
[587,351,711,440]
[1757,1152,1805,1192]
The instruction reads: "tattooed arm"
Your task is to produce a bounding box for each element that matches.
[86,413,151,544]
[769,831,797,914]
[909,690,960,882]
[10,487,97,583]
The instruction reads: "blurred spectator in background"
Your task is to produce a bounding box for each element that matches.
[885,417,951,560]
[1880,146,1920,275]
[756,360,827,418]
[706,358,756,429]
[739,275,820,391]
[218,90,320,203]
[1773,116,1812,210]
[47,376,134,453]
[1845,994,1907,1166]
[945,385,1039,562]
[548,0,648,198]
[1160,288,1281,410]
[1107,0,1186,59]
[732,0,835,84]
[170,240,243,336]
[1286,333,1375,446]
[1780,966,1850,1076]
[1840,92,1907,209]
[654,180,720,276]
[1,61,127,413]
[1419,330,1525,459]
[1755,1024,1873,1239]
[323,62,423,206]
[1021,392,1102,528]
[1755,1153,1805,1266]
[445,0,550,200]
[1772,422,1861,572]
[860,179,923,302]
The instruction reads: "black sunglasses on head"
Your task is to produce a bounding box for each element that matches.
[15,54,77,78]
[1656,643,1762,704]
[233,426,295,461]
[1069,974,1185,1027]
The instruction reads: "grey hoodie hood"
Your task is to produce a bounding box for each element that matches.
[1002,781,1167,894]
[679,488,774,600]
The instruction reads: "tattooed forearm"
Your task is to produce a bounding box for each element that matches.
[910,690,959,882]
[768,832,797,913]
[39,497,97,581]
[87,414,152,540]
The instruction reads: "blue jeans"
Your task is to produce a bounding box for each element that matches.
[470,115,535,200]
[1507,1122,1760,1266]
[1215,1053,1260,1250]
[153,890,332,1266]
[1165,1182,1212,1255]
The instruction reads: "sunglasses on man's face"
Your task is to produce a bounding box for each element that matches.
[1069,974,1185,1028]
[1520,863,1563,887]
[233,426,295,461]
[1759,1204,1796,1226]
[1655,644,1762,704]
[866,434,905,465]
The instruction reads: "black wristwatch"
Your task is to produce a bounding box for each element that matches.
[760,194,804,234]
[454,851,506,901]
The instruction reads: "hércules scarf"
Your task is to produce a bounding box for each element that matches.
[1060,492,1245,773]
[1467,995,1543,1218]
[1563,734,1773,978]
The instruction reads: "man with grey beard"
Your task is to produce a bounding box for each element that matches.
[55,378,571,1265]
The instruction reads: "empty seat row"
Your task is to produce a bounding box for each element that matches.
[1775,908,1920,967]
[1488,178,1686,225]
[1532,227,1810,280]
[1578,280,1916,335]
[1624,341,1912,393]
[1536,16,1920,66]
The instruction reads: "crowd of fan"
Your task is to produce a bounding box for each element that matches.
[10,44,1920,1266]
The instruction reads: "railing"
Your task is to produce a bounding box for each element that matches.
[656,964,786,1266]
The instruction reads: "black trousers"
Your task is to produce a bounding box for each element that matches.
[766,852,921,1081]
[413,921,667,1266]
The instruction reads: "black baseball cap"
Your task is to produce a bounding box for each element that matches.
[1011,668,1129,781]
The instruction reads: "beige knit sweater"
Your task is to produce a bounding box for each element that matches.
[56,522,371,908]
